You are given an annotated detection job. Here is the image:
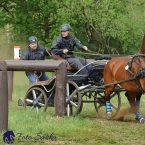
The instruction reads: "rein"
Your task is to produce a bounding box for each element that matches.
[96,76,137,89]
[97,54,145,92]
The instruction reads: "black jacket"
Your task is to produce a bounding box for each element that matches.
[51,34,84,59]
[20,45,50,75]
[20,45,49,60]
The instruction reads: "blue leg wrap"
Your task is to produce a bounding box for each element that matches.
[136,100,140,108]
[135,112,142,120]
[106,101,112,113]
[135,100,145,123]
[106,101,112,120]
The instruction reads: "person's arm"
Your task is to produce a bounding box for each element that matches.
[20,49,29,60]
[73,36,88,51]
[51,37,63,55]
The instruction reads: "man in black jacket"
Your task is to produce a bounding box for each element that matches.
[51,24,91,75]
[20,36,50,83]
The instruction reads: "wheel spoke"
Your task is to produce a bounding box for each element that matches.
[70,90,77,98]
[110,93,116,99]
[110,102,117,110]
[37,93,43,101]
[36,107,39,112]
[26,99,33,103]
[32,90,37,99]
[70,100,78,108]
[67,104,70,117]
[38,102,45,107]
[66,83,70,96]
[30,106,34,110]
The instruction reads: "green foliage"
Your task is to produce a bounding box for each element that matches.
[0,0,145,54]
[0,72,145,144]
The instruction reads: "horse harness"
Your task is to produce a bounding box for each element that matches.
[126,54,145,93]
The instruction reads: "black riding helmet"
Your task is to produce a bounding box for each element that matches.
[28,36,38,44]
[60,24,71,31]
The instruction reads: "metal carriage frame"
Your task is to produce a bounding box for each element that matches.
[20,59,126,118]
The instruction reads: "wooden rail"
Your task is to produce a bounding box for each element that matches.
[0,60,67,131]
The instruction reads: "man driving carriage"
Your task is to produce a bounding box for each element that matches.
[51,24,92,75]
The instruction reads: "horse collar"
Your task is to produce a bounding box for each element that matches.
[125,56,145,94]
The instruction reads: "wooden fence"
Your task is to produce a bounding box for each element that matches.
[0,60,67,131]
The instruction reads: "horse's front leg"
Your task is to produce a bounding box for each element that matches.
[105,86,114,120]
[135,94,145,123]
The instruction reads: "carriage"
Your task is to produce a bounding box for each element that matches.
[18,34,145,124]
[18,57,125,118]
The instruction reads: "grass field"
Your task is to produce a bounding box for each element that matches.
[0,72,145,145]
[0,28,145,145]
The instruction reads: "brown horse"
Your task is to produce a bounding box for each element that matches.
[103,34,145,123]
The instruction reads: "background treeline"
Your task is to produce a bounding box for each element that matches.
[0,0,145,56]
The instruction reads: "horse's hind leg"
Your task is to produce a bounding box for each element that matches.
[127,92,145,123]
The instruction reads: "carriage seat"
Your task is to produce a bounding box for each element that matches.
[32,76,56,85]
[51,54,77,71]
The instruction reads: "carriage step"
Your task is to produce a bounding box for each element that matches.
[18,98,23,106]
[48,98,54,107]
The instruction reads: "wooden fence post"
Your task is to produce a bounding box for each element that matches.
[5,60,67,117]
[8,71,13,102]
[0,61,8,131]
[55,62,67,117]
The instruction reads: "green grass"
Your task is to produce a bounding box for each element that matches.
[0,72,145,145]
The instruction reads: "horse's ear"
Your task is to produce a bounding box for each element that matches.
[142,34,145,48]
[140,34,145,54]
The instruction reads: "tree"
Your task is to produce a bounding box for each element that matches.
[0,0,145,54]
[0,0,59,47]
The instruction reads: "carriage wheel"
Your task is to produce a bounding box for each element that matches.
[94,91,121,119]
[66,81,82,116]
[23,87,48,112]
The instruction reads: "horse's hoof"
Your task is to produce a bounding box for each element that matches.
[139,117,145,124]
[106,112,112,120]
[136,117,145,123]
[106,116,111,120]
